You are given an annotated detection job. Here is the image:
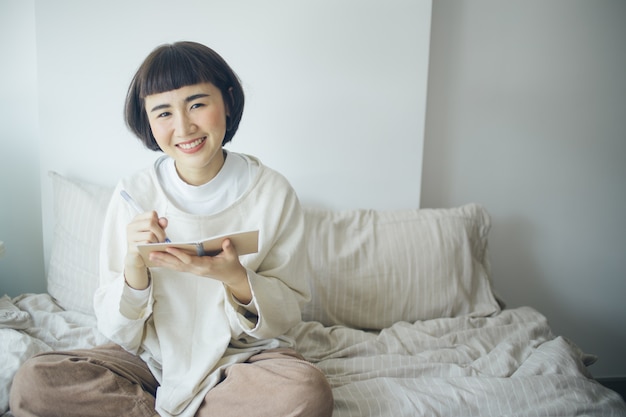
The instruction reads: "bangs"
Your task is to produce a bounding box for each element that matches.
[138,45,219,98]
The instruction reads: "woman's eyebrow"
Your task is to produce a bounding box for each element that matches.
[149,103,170,113]
[185,93,210,102]
[149,93,210,113]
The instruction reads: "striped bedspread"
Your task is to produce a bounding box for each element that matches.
[289,306,625,416]
[2,294,625,416]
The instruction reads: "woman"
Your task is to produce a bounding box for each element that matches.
[10,41,333,417]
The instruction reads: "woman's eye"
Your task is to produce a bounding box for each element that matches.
[190,102,205,110]
[157,111,171,118]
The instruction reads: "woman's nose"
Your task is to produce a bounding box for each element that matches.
[174,113,196,137]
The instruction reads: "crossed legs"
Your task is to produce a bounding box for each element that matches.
[10,344,333,417]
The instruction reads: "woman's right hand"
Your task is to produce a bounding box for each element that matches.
[124,211,168,289]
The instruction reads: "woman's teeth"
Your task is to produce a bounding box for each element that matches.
[179,137,205,150]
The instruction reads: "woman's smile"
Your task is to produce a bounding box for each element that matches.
[177,137,207,152]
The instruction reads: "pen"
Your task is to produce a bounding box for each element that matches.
[120,190,171,243]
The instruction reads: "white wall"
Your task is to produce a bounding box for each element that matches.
[0,1,431,293]
[423,1,626,378]
[0,0,45,295]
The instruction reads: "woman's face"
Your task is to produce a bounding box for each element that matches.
[144,82,229,186]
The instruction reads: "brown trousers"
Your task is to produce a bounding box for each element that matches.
[9,343,333,417]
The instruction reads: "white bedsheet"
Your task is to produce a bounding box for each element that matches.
[2,295,625,416]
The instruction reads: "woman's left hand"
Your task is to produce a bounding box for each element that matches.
[148,238,252,304]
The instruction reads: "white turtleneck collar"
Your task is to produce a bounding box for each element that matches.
[155,150,258,215]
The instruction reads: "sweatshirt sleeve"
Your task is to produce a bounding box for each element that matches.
[223,177,310,340]
[93,182,153,354]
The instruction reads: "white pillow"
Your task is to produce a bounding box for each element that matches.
[301,204,501,329]
[47,172,113,315]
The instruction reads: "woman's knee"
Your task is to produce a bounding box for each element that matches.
[202,352,334,417]
[254,349,334,416]
[298,364,334,417]
[9,353,59,413]
[10,350,157,417]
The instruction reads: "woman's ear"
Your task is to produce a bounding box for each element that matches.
[226,86,235,117]
[225,87,235,131]
[226,115,233,131]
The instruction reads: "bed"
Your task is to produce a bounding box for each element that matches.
[1,172,625,416]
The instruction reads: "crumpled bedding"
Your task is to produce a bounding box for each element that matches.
[2,295,625,416]
[0,296,32,330]
[287,307,626,416]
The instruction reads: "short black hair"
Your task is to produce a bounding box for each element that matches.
[124,41,245,151]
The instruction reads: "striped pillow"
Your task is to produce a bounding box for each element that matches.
[47,172,113,314]
[301,204,500,329]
